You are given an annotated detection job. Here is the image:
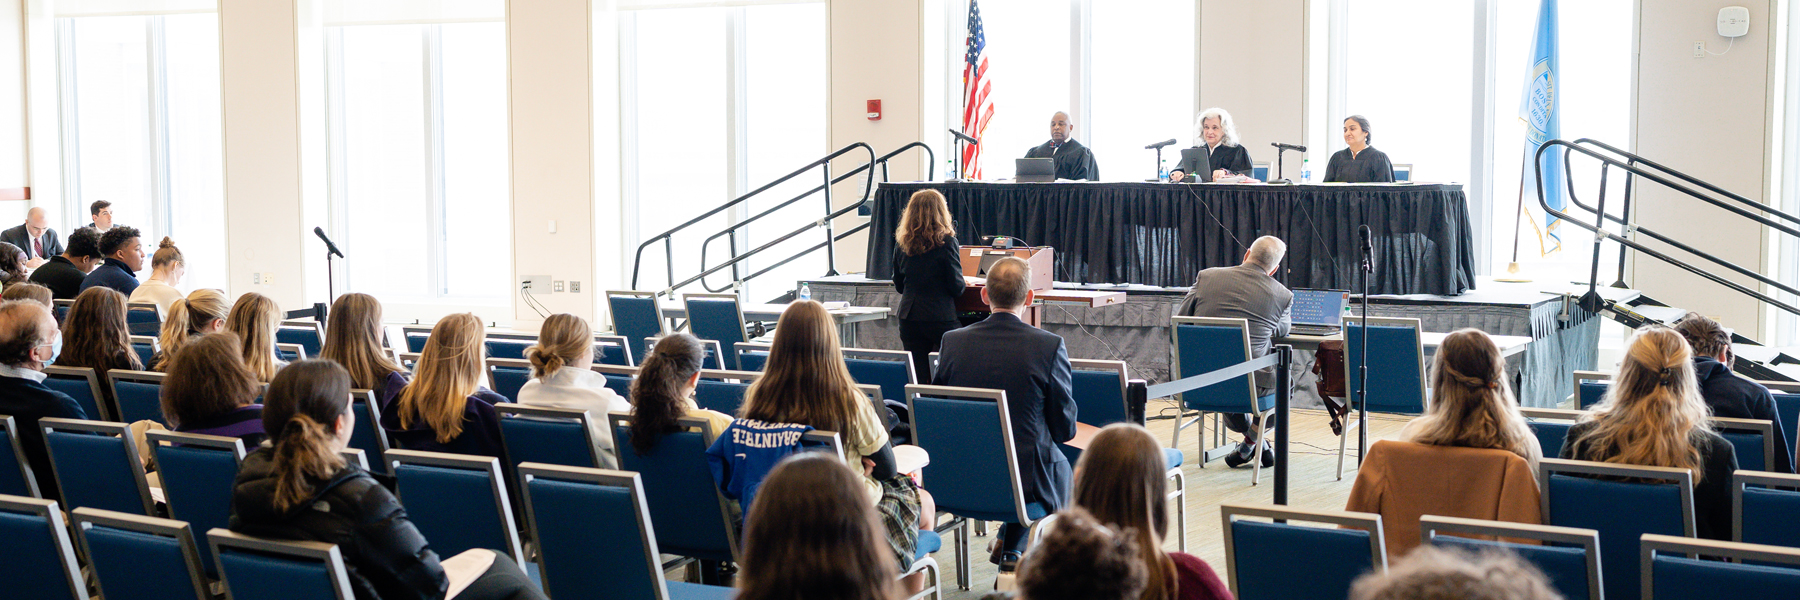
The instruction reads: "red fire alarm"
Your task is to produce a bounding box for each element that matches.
[867,99,882,121]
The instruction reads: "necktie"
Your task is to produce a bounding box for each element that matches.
[33,238,42,258]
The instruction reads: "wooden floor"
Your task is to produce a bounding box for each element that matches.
[929,404,1413,599]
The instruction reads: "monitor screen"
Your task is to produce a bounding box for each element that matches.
[1291,289,1350,327]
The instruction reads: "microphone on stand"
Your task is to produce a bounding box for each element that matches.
[1271,142,1308,152]
[314,227,344,258]
[949,129,980,145]
[1144,139,1177,150]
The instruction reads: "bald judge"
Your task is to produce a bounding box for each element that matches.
[1023,111,1100,181]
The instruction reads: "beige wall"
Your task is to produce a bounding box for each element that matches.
[0,0,23,194]
[219,0,311,308]
[1631,0,1778,334]
[1198,0,1309,174]
[509,0,597,324]
[827,0,925,275]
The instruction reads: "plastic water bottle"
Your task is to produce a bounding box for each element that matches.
[798,283,811,302]
[1300,159,1311,183]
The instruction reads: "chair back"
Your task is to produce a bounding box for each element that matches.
[53,299,71,322]
[386,450,525,562]
[1344,316,1428,415]
[681,294,751,371]
[1252,162,1270,181]
[42,366,110,422]
[595,335,635,366]
[127,303,162,336]
[592,364,639,399]
[72,507,210,600]
[497,403,603,469]
[276,343,307,362]
[276,321,326,357]
[609,413,739,561]
[906,384,1040,525]
[1716,417,1776,473]
[107,369,168,425]
[1070,359,1132,427]
[1170,317,1261,414]
[694,370,759,416]
[401,325,433,353]
[1733,470,1800,547]
[0,495,85,600]
[41,418,153,515]
[608,291,669,365]
[647,335,725,370]
[1540,458,1695,600]
[147,430,246,576]
[1574,370,1612,409]
[1392,163,1413,181]
[345,390,391,473]
[1642,534,1800,598]
[209,529,355,600]
[844,347,917,403]
[0,416,42,498]
[1220,503,1386,600]
[1421,515,1601,600]
[129,334,160,368]
[735,342,771,372]
[519,464,681,600]
[485,337,536,360]
[1521,407,1585,459]
[1761,380,1800,467]
[486,357,534,402]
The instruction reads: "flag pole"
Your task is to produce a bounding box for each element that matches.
[1498,147,1533,283]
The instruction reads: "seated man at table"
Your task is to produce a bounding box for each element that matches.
[1023,111,1100,181]
[932,255,1078,574]
[1175,235,1293,468]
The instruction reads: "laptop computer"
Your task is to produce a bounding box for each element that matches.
[1176,147,1212,183]
[1290,289,1350,336]
[1015,158,1056,183]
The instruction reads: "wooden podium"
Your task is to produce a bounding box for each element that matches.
[955,246,1055,326]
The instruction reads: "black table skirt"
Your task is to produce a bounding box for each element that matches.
[865,181,1476,295]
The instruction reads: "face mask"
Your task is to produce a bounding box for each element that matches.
[41,333,61,365]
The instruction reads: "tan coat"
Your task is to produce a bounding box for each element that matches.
[1346,440,1542,558]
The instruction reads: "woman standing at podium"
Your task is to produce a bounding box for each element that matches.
[892,189,967,384]
[1324,115,1395,183]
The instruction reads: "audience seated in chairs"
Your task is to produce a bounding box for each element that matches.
[626,332,733,454]
[742,300,936,589]
[161,333,266,446]
[153,288,229,370]
[1349,329,1543,557]
[0,241,27,287]
[0,299,87,497]
[27,226,102,300]
[2,281,52,307]
[1073,424,1229,600]
[57,287,143,378]
[736,453,902,600]
[381,313,507,460]
[81,226,145,296]
[320,292,411,409]
[129,237,185,313]
[984,507,1150,600]
[517,313,629,468]
[231,359,546,600]
[1349,545,1560,600]
[226,292,285,382]
[1562,325,1738,540]
[1675,312,1793,473]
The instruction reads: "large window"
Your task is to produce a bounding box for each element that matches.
[57,12,225,290]
[1341,0,1474,188]
[1090,0,1193,182]
[324,16,510,303]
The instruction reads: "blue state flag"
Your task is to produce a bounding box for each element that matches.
[1520,0,1563,254]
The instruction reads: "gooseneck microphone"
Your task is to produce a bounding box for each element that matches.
[949,129,979,145]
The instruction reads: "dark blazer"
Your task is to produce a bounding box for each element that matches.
[1694,356,1792,473]
[1324,146,1395,183]
[379,387,508,460]
[0,374,88,500]
[933,312,1078,510]
[1023,139,1100,181]
[80,260,139,296]
[0,224,62,261]
[1173,143,1254,179]
[28,256,88,299]
[1176,264,1293,394]
[892,235,967,322]
[1562,421,1737,541]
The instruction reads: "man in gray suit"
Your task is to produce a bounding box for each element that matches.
[1176,235,1293,468]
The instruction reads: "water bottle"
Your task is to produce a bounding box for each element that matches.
[1300,159,1311,183]
[798,282,811,302]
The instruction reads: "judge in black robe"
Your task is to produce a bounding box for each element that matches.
[1022,111,1100,181]
[1324,115,1395,183]
[1170,108,1253,182]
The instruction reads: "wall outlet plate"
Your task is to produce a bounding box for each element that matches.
[570,281,581,293]
[553,280,566,292]
[523,275,551,292]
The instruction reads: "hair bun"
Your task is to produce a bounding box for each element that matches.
[159,237,176,249]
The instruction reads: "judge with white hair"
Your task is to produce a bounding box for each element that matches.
[1169,107,1254,182]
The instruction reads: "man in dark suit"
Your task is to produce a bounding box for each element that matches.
[0,300,87,500]
[933,256,1077,572]
[28,227,104,300]
[1675,312,1792,473]
[0,207,63,269]
[1023,112,1099,181]
[1175,236,1293,468]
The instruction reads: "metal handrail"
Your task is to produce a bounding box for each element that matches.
[1534,139,1800,316]
[877,142,936,183]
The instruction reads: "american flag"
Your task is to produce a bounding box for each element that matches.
[961,0,994,179]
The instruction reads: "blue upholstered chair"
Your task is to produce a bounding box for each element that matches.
[486,357,535,403]
[209,529,356,600]
[648,336,725,371]
[734,342,771,372]
[1170,316,1274,485]
[346,389,391,474]
[497,403,604,469]
[0,495,86,600]
[1762,380,1800,469]
[129,335,160,370]
[1421,515,1601,600]
[1340,316,1428,480]
[52,299,71,323]
[1540,458,1695,600]
[387,449,525,562]
[42,365,111,422]
[276,343,308,362]
[844,348,917,404]
[518,463,736,600]
[596,335,635,366]
[127,303,162,336]
[72,507,211,600]
[41,417,154,515]
[608,291,670,366]
[147,430,247,576]
[1063,358,1186,551]
[1252,162,1269,181]
[401,325,434,353]
[694,370,759,417]
[682,294,751,371]
[609,414,740,565]
[1392,163,1413,182]
[1643,533,1800,598]
[0,415,42,498]
[592,364,640,400]
[1734,470,1800,547]
[1717,417,1777,473]
[277,321,326,357]
[906,384,1044,590]
[484,336,536,360]
[1574,370,1611,409]
[1220,503,1386,600]
[1521,407,1586,459]
[107,369,168,425]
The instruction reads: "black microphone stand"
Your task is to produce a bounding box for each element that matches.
[325,245,338,304]
[1356,225,1372,466]
[1152,146,1165,181]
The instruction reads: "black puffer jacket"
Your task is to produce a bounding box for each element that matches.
[229,446,448,600]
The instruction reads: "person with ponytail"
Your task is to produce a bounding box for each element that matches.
[380,313,507,459]
[57,287,142,377]
[627,332,732,455]
[1562,325,1737,540]
[129,237,185,312]
[516,313,629,467]
[319,293,410,409]
[1072,424,1230,600]
[226,292,286,382]
[232,360,548,600]
[153,288,228,370]
[1397,329,1541,468]
[162,333,264,444]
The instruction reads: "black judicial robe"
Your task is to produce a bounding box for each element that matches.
[1023,139,1100,181]
[1324,146,1395,183]
[1172,143,1254,179]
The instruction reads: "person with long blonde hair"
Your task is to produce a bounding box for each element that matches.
[1073,424,1230,600]
[153,288,229,370]
[517,313,630,467]
[319,293,409,409]
[380,313,506,459]
[1398,329,1541,469]
[226,292,286,382]
[129,237,185,312]
[57,286,142,376]
[891,188,965,383]
[1562,325,1737,540]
